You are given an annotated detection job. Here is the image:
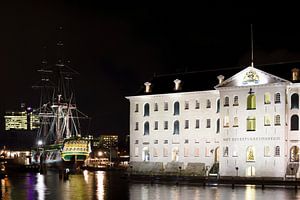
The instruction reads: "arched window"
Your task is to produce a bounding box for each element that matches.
[275,93,281,104]
[275,146,280,157]
[247,117,256,131]
[233,117,238,127]
[264,92,271,104]
[290,146,299,162]
[223,146,229,157]
[291,115,299,131]
[264,115,271,126]
[142,147,150,161]
[275,115,280,126]
[264,146,270,157]
[144,103,150,116]
[291,93,299,109]
[246,146,255,162]
[174,101,180,115]
[247,90,256,110]
[223,116,229,127]
[154,103,158,111]
[216,119,220,133]
[172,147,179,161]
[233,96,239,106]
[216,99,220,113]
[224,96,229,107]
[173,120,179,135]
[144,122,149,135]
[207,99,211,108]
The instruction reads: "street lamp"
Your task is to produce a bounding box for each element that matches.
[235,167,239,177]
[98,151,103,157]
[37,140,43,146]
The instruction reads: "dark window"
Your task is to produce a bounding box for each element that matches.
[174,101,180,115]
[291,93,299,109]
[144,122,149,135]
[174,120,179,135]
[144,103,150,116]
[291,115,299,131]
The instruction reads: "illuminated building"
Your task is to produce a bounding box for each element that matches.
[99,135,118,149]
[4,108,39,131]
[127,63,300,178]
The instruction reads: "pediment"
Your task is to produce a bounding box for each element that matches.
[215,66,290,88]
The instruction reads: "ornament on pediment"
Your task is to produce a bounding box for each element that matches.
[243,70,260,85]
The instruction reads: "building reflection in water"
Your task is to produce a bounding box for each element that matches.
[35,173,45,200]
[245,185,256,200]
[1,178,11,200]
[95,171,106,200]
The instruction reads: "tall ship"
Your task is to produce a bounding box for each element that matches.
[31,40,91,170]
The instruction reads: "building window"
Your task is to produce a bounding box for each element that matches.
[290,146,299,162]
[216,99,220,113]
[135,122,139,131]
[291,93,299,109]
[224,96,229,107]
[144,103,150,116]
[247,89,256,110]
[184,148,189,157]
[134,147,139,157]
[264,92,271,104]
[264,115,271,126]
[164,140,168,144]
[184,139,189,144]
[164,121,168,130]
[264,146,270,157]
[291,115,299,130]
[195,100,200,109]
[216,119,220,133]
[135,140,139,144]
[154,140,158,144]
[233,117,238,127]
[246,146,255,162]
[185,101,189,110]
[223,116,229,127]
[275,115,280,126]
[194,148,200,157]
[206,99,211,108]
[196,119,200,129]
[184,120,189,129]
[223,146,229,157]
[154,103,158,111]
[275,146,280,157]
[142,147,150,161]
[247,117,256,131]
[135,104,139,112]
[206,119,211,128]
[174,120,179,135]
[154,121,158,130]
[153,148,158,157]
[233,96,239,106]
[164,102,168,111]
[163,148,168,157]
[172,148,179,161]
[144,122,149,135]
[174,101,180,115]
[275,93,281,104]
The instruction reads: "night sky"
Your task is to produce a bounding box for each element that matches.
[1,3,300,136]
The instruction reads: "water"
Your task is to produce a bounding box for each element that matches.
[1,170,300,200]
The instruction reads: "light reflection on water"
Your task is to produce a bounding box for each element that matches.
[1,171,300,200]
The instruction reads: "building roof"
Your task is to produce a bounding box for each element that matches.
[132,61,300,96]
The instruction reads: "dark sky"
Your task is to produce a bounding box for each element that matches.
[1,3,300,136]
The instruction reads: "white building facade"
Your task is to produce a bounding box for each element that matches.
[127,66,300,178]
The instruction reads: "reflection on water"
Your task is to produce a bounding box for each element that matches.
[1,171,300,200]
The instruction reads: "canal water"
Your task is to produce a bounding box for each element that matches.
[1,170,300,200]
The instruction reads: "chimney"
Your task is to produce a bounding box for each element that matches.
[217,75,225,84]
[174,79,182,91]
[291,68,300,82]
[144,82,151,93]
